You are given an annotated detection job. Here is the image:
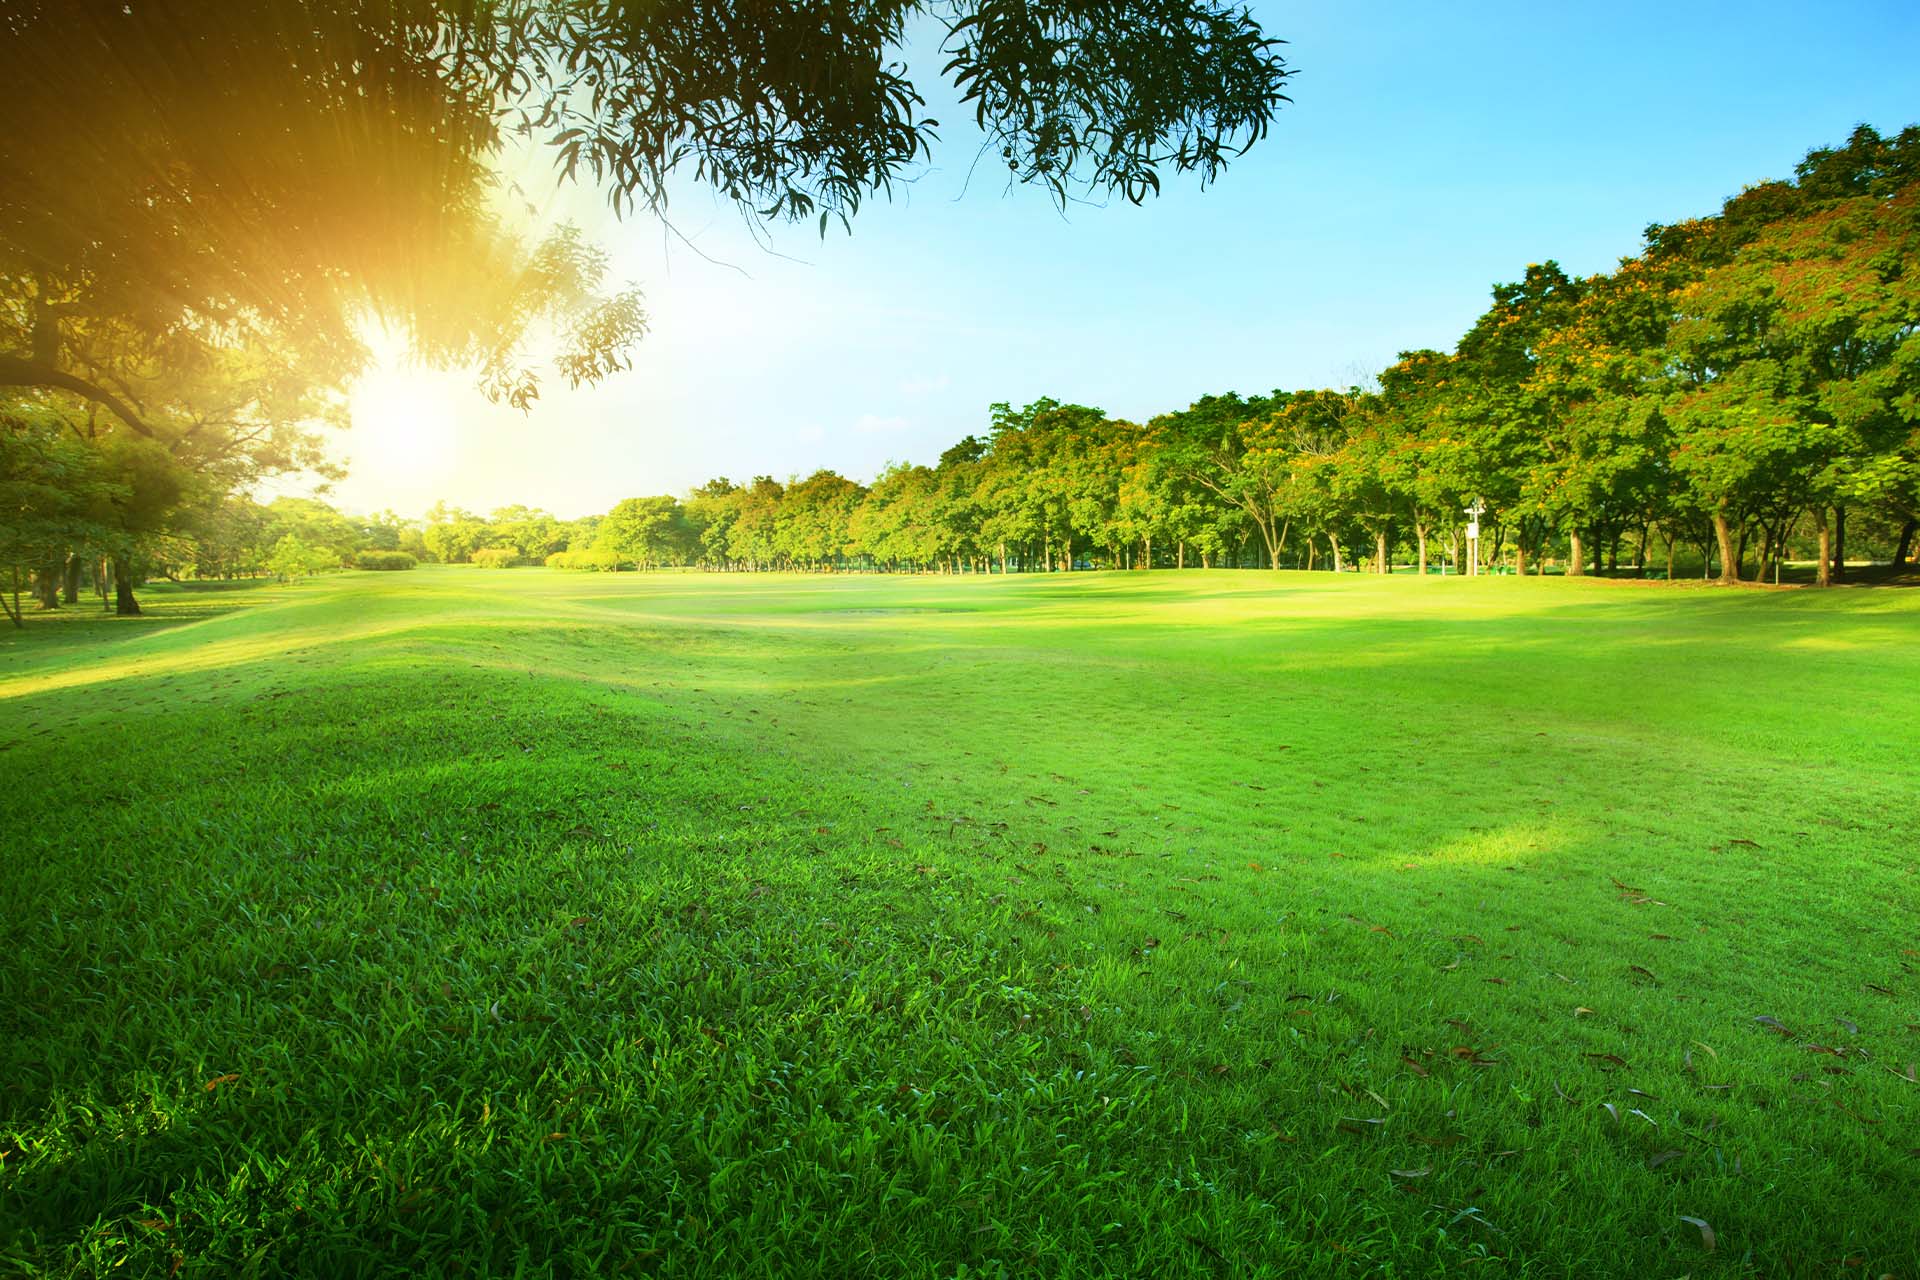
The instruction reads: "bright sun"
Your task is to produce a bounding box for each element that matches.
[347,359,460,479]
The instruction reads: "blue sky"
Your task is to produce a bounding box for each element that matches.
[331,0,1920,518]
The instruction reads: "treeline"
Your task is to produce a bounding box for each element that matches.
[5,126,1916,622]
[424,128,1920,586]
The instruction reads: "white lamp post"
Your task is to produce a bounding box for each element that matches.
[1464,498,1485,577]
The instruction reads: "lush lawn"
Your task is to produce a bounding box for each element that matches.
[2,567,1917,1278]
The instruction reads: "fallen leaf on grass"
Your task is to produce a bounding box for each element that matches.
[1337,1117,1387,1136]
[1389,1167,1431,1179]
[1409,1133,1462,1147]
[1753,1015,1792,1036]
[1864,983,1895,996]
[1726,837,1761,849]
[1400,1057,1431,1078]
[1584,1052,1628,1069]
[1573,1006,1595,1017]
[1647,1150,1683,1170]
[1678,1215,1716,1252]
[1829,1100,1880,1125]
[1836,1017,1859,1035]
[1692,1040,1719,1059]
[204,1074,239,1092]
[1628,965,1659,984]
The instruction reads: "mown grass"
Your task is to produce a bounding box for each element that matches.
[2,568,1916,1278]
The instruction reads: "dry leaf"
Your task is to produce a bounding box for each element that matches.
[1647,1149,1682,1169]
[1574,1006,1595,1017]
[1678,1215,1716,1252]
[204,1073,239,1092]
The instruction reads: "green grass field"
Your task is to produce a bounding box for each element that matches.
[3,568,1917,1277]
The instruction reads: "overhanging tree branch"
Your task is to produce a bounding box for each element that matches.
[0,354,157,439]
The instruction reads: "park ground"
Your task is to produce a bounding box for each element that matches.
[1,568,1917,1277]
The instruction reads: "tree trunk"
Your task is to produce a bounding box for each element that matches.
[1515,541,1528,577]
[1375,529,1388,574]
[34,564,60,610]
[1832,506,1847,582]
[1330,537,1344,573]
[1894,519,1916,569]
[1712,510,1740,584]
[1415,524,1428,576]
[62,553,81,604]
[113,554,141,615]
[1815,509,1832,588]
[1664,529,1676,582]
[3,567,22,628]
[1177,540,1185,570]
[1567,529,1585,577]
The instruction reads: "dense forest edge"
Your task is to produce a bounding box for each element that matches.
[6,125,1917,622]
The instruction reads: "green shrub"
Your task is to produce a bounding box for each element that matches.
[472,547,521,569]
[353,551,416,571]
[267,534,338,582]
[546,548,630,572]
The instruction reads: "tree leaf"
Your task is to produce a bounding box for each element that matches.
[1678,1215,1716,1252]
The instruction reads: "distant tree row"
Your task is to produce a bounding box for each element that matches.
[486,126,1920,587]
[631,126,1919,585]
[5,126,1915,623]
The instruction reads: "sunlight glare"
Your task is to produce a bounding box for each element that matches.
[348,341,460,481]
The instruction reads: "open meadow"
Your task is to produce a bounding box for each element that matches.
[2,568,1918,1277]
